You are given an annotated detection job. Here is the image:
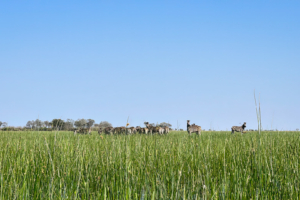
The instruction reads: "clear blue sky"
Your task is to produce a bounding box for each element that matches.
[1,1,299,130]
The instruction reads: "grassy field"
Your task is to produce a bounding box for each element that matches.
[0,130,299,199]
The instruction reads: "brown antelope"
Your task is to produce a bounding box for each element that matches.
[159,126,170,134]
[140,126,149,134]
[129,127,136,134]
[113,127,123,134]
[135,126,141,133]
[144,128,149,134]
[104,127,114,135]
[231,122,246,134]
[158,127,164,135]
[126,127,135,134]
[139,127,149,134]
[163,127,170,134]
[73,128,78,135]
[74,127,92,135]
[187,120,201,135]
[126,128,132,134]
[144,122,161,134]
[98,127,103,134]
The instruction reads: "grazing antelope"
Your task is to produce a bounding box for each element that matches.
[154,127,162,134]
[139,127,149,134]
[98,127,103,135]
[104,127,114,135]
[158,126,169,134]
[121,127,127,134]
[144,122,161,134]
[231,122,246,134]
[137,127,142,134]
[142,128,149,134]
[187,120,201,135]
[74,127,92,135]
[86,127,92,134]
[113,127,123,134]
[163,127,170,134]
[125,127,135,134]
[129,127,137,134]
[158,127,165,135]
[144,128,149,134]
[137,126,148,134]
[135,126,141,133]
[126,128,132,134]
[73,128,78,135]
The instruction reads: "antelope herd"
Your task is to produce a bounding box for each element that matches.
[73,127,92,135]
[73,120,247,135]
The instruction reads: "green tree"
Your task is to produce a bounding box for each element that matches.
[2,122,8,128]
[99,121,112,128]
[64,119,74,130]
[158,122,172,128]
[44,121,50,128]
[51,119,65,130]
[35,119,43,128]
[74,119,87,128]
[87,119,95,128]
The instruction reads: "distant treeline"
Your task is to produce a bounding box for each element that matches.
[0,119,174,131]
[0,119,107,131]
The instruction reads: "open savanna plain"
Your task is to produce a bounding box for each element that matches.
[0,130,299,199]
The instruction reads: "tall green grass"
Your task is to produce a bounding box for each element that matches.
[0,131,299,199]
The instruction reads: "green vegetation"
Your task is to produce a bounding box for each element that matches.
[0,131,299,199]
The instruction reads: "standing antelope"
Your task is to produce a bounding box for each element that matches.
[129,127,136,134]
[104,127,114,135]
[164,127,170,134]
[231,122,246,134]
[74,127,92,135]
[135,126,141,133]
[144,122,161,134]
[139,127,149,134]
[113,127,123,134]
[187,120,201,135]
